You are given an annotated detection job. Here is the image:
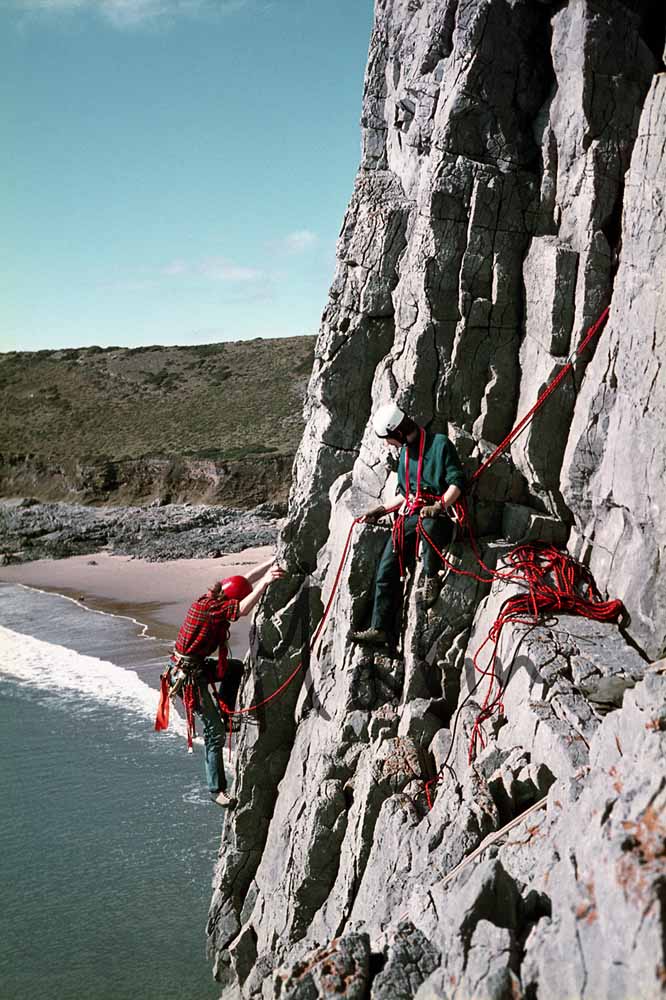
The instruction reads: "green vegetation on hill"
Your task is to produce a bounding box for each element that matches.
[0,337,315,461]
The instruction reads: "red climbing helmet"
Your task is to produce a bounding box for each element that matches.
[220,575,252,601]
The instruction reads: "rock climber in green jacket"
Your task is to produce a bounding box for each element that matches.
[351,403,466,648]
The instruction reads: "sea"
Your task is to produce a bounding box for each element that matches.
[0,582,228,1000]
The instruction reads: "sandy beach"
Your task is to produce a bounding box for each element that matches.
[0,547,274,655]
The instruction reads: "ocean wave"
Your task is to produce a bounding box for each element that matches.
[14,582,156,638]
[0,625,187,738]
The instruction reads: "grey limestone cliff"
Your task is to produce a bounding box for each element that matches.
[208,2,666,997]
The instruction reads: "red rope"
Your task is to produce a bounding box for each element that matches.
[182,682,197,751]
[465,543,623,762]
[392,427,447,576]
[424,774,439,811]
[416,306,619,806]
[215,513,368,748]
[204,500,406,749]
[216,441,438,745]
[403,426,426,512]
[471,306,609,483]
[419,533,624,804]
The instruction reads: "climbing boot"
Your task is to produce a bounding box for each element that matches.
[349,626,389,647]
[422,576,442,608]
[210,790,237,808]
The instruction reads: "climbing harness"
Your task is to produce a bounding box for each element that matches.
[391,424,455,579]
[155,652,208,750]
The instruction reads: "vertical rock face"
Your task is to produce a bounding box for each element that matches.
[209,2,666,997]
[561,72,666,660]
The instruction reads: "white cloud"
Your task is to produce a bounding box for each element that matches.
[159,256,264,284]
[100,256,264,291]
[283,229,319,254]
[161,259,189,277]
[199,257,263,283]
[8,0,251,28]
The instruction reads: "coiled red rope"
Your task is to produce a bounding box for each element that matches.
[465,543,623,762]
[391,426,448,576]
[421,539,624,808]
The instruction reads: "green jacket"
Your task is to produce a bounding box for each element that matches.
[397,430,466,500]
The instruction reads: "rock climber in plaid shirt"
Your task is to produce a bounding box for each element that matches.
[170,556,285,807]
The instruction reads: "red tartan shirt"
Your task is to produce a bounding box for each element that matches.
[173,593,241,679]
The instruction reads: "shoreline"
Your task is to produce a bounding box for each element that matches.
[0,547,273,656]
[0,496,282,566]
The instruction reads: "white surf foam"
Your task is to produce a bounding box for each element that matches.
[0,625,187,738]
[15,582,156,638]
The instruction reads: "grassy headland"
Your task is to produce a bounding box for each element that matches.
[0,336,315,506]
[1,337,314,462]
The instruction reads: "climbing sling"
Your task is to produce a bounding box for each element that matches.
[155,652,207,749]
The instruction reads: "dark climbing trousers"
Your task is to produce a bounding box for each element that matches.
[370,514,453,634]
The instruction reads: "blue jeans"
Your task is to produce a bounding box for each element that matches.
[197,681,227,793]
[195,659,244,793]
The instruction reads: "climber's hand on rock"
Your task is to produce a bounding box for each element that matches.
[420,502,443,519]
[361,506,386,524]
[263,566,287,585]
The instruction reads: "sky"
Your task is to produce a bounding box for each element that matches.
[1,0,375,351]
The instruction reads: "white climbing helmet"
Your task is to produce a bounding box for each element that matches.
[373,402,407,439]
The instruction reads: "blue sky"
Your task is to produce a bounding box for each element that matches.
[1,0,375,351]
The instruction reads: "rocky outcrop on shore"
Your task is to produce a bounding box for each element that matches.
[0,452,295,509]
[0,498,283,564]
[207,2,665,998]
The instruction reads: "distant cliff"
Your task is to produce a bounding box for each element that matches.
[207,2,666,999]
[0,336,314,507]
